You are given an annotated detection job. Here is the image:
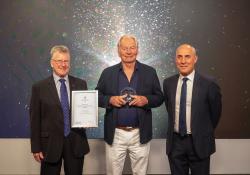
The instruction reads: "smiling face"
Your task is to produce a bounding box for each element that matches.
[175,44,197,76]
[50,51,70,77]
[118,36,138,64]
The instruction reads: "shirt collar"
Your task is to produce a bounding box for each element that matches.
[119,61,139,71]
[53,72,69,83]
[179,70,195,82]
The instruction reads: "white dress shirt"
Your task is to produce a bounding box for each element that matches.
[53,72,70,105]
[175,70,195,134]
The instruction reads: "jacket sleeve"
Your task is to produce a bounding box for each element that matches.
[144,69,164,109]
[95,70,112,109]
[29,84,41,153]
[208,81,222,128]
[163,79,169,111]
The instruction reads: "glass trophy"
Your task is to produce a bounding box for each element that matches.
[120,87,136,107]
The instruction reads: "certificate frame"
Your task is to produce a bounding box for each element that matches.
[71,90,98,128]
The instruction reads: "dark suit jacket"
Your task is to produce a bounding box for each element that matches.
[163,72,222,159]
[30,75,89,163]
[96,61,164,145]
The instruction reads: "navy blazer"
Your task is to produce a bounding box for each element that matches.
[96,61,164,145]
[163,72,222,159]
[30,75,89,163]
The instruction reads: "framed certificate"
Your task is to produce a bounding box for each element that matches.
[71,90,98,128]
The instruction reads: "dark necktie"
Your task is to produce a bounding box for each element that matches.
[179,77,188,136]
[59,79,70,136]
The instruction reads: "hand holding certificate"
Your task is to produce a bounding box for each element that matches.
[71,90,98,128]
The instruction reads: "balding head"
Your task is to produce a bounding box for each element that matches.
[176,44,197,56]
[175,43,198,76]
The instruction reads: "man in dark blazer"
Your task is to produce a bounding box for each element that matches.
[96,35,163,175]
[163,44,222,175]
[30,45,89,175]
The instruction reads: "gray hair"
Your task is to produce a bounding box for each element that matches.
[50,45,70,57]
[117,34,138,48]
[176,44,197,56]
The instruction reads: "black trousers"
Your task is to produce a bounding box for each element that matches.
[40,136,84,175]
[168,133,210,175]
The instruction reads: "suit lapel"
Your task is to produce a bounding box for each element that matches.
[171,75,179,121]
[68,75,75,109]
[112,63,120,95]
[47,76,61,106]
[69,75,78,91]
[134,61,145,124]
[109,64,120,123]
[191,72,200,126]
[136,61,142,94]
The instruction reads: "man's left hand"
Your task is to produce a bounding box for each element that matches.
[129,95,148,107]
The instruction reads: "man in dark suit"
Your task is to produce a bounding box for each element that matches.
[96,35,163,175]
[30,45,89,175]
[163,44,222,175]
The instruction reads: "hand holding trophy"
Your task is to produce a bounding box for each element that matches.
[120,87,137,107]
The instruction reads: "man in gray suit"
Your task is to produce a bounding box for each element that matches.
[163,44,222,175]
[30,45,89,175]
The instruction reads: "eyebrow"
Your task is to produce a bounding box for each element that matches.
[176,54,191,57]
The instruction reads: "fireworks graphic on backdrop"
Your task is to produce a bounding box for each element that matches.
[0,0,179,138]
[70,0,177,137]
[72,0,177,73]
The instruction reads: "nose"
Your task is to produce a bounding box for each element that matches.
[126,48,132,54]
[61,62,67,66]
[180,57,186,64]
[61,60,69,66]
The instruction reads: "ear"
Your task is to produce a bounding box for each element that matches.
[194,56,198,63]
[50,59,53,68]
[118,47,121,58]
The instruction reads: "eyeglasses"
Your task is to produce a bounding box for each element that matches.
[52,59,70,64]
[120,47,137,52]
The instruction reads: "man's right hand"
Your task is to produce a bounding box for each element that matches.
[109,95,127,107]
[33,152,44,163]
